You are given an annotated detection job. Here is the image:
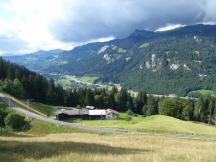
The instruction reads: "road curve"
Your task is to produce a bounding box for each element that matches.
[1,93,216,141]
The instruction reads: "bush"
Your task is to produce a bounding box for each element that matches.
[126,109,134,116]
[125,114,132,123]
[0,102,10,128]
[0,108,8,128]
[4,113,29,131]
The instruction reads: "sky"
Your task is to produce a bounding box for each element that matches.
[0,0,216,55]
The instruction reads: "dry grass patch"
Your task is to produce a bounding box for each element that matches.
[1,133,216,162]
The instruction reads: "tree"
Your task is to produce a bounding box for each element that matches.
[84,89,95,106]
[145,95,158,116]
[13,78,25,98]
[116,88,129,112]
[95,94,105,108]
[182,99,195,121]
[194,96,206,122]
[159,98,183,119]
[133,91,147,114]
[206,97,216,124]
[4,113,28,131]
[2,79,14,94]
[46,79,58,104]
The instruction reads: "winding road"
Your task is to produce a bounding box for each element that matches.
[1,93,216,141]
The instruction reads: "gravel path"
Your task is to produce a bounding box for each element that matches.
[1,93,216,141]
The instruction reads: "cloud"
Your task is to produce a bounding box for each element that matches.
[49,0,207,42]
[1,0,216,55]
[155,24,186,32]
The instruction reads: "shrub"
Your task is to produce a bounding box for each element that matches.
[125,114,132,123]
[126,109,134,116]
[0,108,8,128]
[4,112,29,131]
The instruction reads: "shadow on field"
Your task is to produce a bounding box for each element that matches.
[0,132,35,138]
[0,140,148,162]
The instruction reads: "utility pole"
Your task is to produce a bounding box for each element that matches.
[26,98,34,120]
[100,112,103,135]
[8,99,11,109]
[0,114,2,135]
[26,99,29,120]
[57,107,60,127]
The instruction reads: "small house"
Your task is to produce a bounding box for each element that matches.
[88,109,106,119]
[56,108,89,120]
[106,109,119,119]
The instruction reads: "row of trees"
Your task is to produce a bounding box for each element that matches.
[158,96,216,124]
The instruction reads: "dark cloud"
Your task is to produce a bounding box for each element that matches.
[49,0,216,43]
[1,0,216,55]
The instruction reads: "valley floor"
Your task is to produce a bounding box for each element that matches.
[1,132,216,162]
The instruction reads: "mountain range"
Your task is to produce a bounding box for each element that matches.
[5,24,216,96]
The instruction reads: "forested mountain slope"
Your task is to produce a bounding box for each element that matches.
[0,57,66,105]
[6,24,216,96]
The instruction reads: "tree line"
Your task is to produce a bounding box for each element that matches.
[1,57,216,125]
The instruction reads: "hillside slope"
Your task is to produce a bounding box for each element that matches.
[74,115,216,136]
[6,24,216,96]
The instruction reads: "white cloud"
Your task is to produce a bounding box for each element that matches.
[155,24,185,32]
[91,36,115,43]
[0,0,74,54]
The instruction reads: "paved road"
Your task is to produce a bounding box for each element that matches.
[0,93,216,141]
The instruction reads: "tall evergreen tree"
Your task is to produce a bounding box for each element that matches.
[133,91,147,114]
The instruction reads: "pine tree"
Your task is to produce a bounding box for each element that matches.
[133,91,147,114]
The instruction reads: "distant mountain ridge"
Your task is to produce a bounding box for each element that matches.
[5,24,216,96]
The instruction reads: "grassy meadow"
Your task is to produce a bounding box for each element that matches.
[30,102,55,117]
[188,89,216,97]
[1,117,216,162]
[78,76,99,83]
[1,130,216,162]
[72,115,216,136]
[25,120,86,135]
[3,93,47,116]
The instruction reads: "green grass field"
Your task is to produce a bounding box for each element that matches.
[188,90,216,97]
[56,78,72,89]
[25,119,86,135]
[3,93,46,116]
[78,75,99,83]
[3,93,55,117]
[30,102,55,116]
[72,115,216,136]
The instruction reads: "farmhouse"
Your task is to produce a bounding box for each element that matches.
[106,109,119,119]
[56,108,89,120]
[56,107,119,120]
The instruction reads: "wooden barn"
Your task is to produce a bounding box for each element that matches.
[56,107,118,120]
